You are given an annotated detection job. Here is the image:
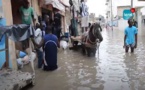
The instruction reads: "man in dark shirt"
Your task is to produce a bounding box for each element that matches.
[53,9,62,42]
[54,12,61,27]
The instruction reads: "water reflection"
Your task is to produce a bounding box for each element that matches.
[27,28,145,90]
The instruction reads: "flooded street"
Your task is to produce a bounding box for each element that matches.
[27,28,145,90]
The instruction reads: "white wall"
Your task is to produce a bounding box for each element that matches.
[117,6,130,17]
[118,19,128,31]
[137,8,143,36]
[141,7,145,15]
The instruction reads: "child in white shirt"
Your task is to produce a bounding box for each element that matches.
[35,23,43,68]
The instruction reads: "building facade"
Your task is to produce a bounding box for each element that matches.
[105,0,112,22]
[0,0,71,69]
[117,6,131,18]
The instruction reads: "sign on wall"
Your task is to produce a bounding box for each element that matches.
[123,9,134,20]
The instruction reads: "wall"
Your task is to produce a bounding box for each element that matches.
[0,0,42,69]
[117,6,130,17]
[2,0,13,25]
[118,18,128,31]
[30,0,42,24]
[0,0,14,69]
[31,0,42,17]
[0,0,6,68]
[136,8,143,36]
[141,7,145,15]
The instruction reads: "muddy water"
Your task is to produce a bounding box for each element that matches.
[26,28,145,90]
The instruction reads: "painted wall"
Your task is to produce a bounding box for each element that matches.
[0,0,12,69]
[2,0,13,25]
[30,0,42,23]
[31,0,42,16]
[0,0,13,69]
[0,0,6,69]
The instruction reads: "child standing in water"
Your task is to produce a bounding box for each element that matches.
[124,19,138,53]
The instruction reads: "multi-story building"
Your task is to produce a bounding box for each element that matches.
[105,0,112,22]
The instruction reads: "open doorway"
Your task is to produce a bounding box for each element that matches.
[41,8,52,21]
[11,0,23,24]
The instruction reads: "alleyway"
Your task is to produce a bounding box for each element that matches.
[25,28,145,90]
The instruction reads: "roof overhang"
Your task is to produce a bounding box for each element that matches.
[45,0,65,12]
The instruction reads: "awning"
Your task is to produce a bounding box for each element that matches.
[45,0,65,12]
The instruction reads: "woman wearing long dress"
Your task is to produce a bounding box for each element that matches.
[32,26,59,71]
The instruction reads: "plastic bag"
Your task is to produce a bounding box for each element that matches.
[60,40,68,50]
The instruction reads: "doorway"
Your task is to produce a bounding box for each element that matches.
[11,0,23,24]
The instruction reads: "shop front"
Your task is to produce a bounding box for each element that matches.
[45,0,66,33]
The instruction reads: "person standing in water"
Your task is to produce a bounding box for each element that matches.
[20,0,36,25]
[17,0,36,61]
[80,0,89,33]
[124,19,138,53]
[32,26,60,71]
[53,9,62,40]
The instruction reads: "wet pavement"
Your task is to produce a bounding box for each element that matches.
[25,28,145,90]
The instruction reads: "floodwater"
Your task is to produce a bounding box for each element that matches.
[26,28,145,90]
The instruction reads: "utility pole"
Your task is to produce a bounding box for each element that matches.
[110,0,113,31]
[131,0,133,8]
[131,0,134,20]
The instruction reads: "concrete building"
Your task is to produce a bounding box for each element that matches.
[0,0,71,69]
[116,5,143,36]
[117,6,130,31]
[105,0,115,22]
[0,0,42,69]
[117,6,131,18]
[105,0,111,21]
